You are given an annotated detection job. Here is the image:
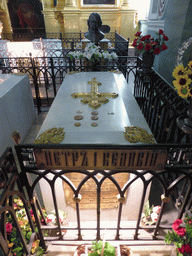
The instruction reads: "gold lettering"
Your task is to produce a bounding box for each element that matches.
[81,151,88,166]
[128,152,136,166]
[64,151,70,166]
[120,152,127,166]
[72,151,79,166]
[149,152,158,166]
[44,151,52,166]
[94,152,97,166]
[137,152,144,166]
[112,152,118,166]
[54,151,61,166]
[103,152,109,166]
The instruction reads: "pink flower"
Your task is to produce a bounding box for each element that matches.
[172,219,183,231]
[172,219,186,236]
[30,209,34,216]
[6,223,13,235]
[175,227,186,236]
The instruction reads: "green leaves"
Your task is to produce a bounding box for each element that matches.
[89,240,116,256]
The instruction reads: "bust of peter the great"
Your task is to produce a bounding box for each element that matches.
[84,13,105,45]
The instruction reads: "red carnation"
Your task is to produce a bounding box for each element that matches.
[162,44,168,51]
[145,43,152,51]
[184,244,192,254]
[172,219,182,231]
[176,227,186,236]
[178,244,192,254]
[159,29,164,35]
[163,35,169,41]
[137,43,144,50]
[154,47,161,54]
[135,31,142,37]
[6,222,13,235]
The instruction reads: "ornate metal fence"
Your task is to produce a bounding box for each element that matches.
[134,69,190,143]
[0,55,137,113]
[1,143,192,254]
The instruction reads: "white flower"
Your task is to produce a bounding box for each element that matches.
[151,212,158,222]
[153,205,161,214]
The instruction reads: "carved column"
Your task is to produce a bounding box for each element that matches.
[55,11,65,35]
[0,2,12,40]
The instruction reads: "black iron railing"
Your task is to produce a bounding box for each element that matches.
[134,68,190,144]
[0,55,137,113]
[1,144,192,253]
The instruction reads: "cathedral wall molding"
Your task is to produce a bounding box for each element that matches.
[146,19,165,32]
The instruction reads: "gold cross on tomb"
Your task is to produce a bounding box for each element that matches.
[71,77,118,109]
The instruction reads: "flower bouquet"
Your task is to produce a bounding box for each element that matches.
[132,29,169,70]
[132,29,169,55]
[141,200,161,226]
[172,61,192,99]
[165,215,192,256]
[67,42,118,70]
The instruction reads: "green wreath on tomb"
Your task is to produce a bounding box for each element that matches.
[124,126,155,143]
[34,127,65,144]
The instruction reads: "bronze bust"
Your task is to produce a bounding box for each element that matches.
[84,13,105,45]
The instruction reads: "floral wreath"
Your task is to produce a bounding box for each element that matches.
[172,38,192,99]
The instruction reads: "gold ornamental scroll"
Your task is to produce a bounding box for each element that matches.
[63,171,129,209]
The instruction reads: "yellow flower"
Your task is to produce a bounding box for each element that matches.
[31,239,40,254]
[8,242,14,248]
[188,61,192,69]
[186,68,192,80]
[18,217,28,228]
[172,64,185,78]
[175,86,189,98]
[173,74,191,88]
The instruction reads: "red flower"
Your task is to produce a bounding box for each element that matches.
[135,31,142,37]
[6,223,13,235]
[30,209,34,216]
[46,217,52,223]
[176,227,186,236]
[177,246,185,254]
[163,35,169,41]
[172,219,182,231]
[161,44,168,51]
[145,35,151,40]
[131,39,138,47]
[137,43,144,50]
[178,244,192,254]
[154,47,161,54]
[184,244,192,254]
[159,29,164,35]
[140,36,146,41]
[145,43,152,51]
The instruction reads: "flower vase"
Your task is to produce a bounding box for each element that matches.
[141,52,155,71]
